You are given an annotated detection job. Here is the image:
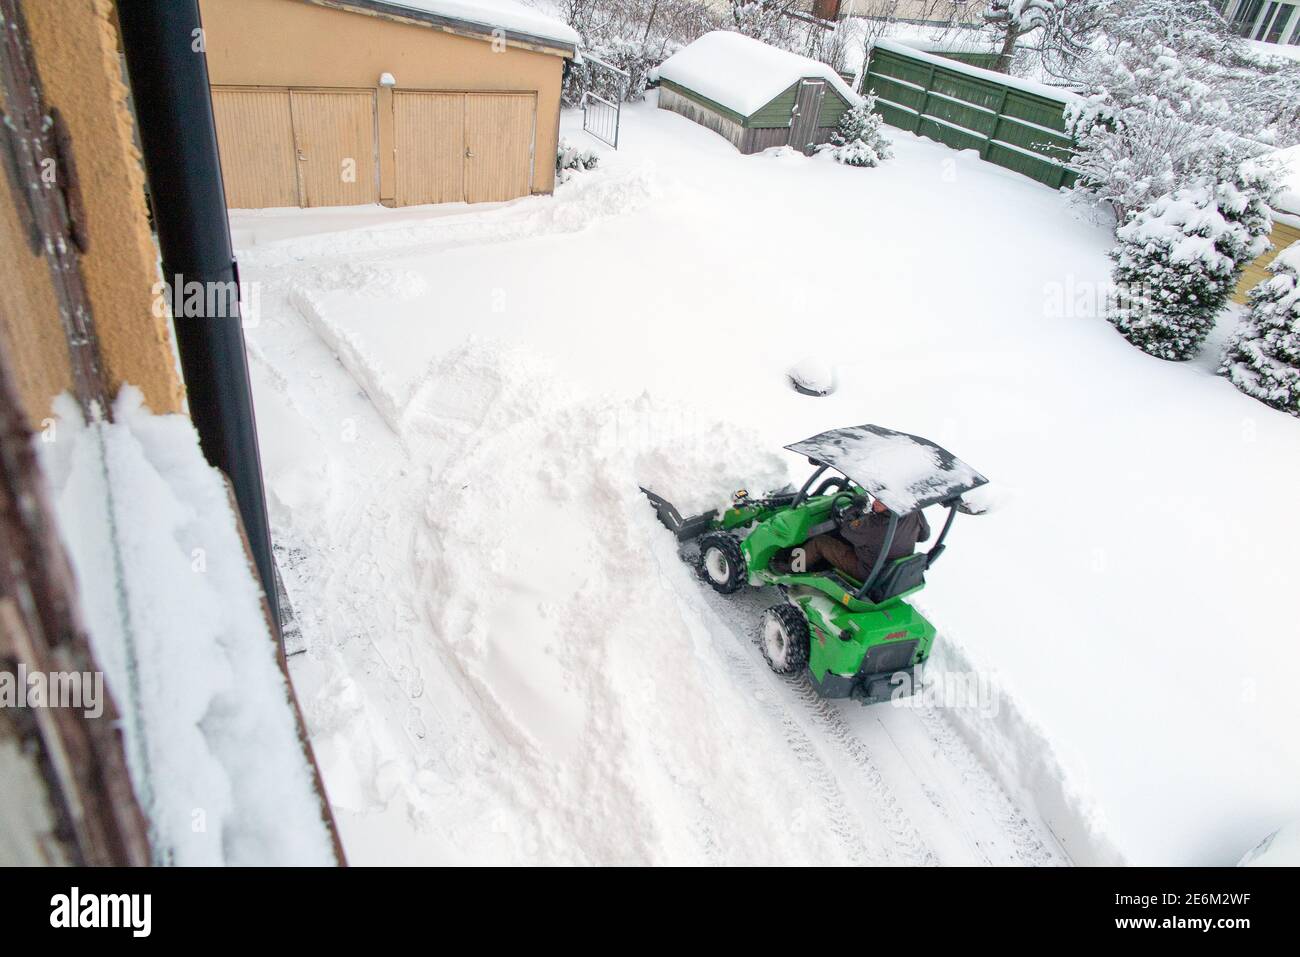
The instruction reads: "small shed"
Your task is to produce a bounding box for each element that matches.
[656,32,860,155]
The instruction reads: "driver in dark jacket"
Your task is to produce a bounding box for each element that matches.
[798,497,930,581]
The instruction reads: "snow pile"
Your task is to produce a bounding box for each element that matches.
[280,340,951,863]
[385,0,578,46]
[242,163,659,272]
[275,166,660,431]
[656,31,860,116]
[41,388,335,865]
[626,402,792,515]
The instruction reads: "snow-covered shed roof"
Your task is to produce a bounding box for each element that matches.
[336,0,579,54]
[657,31,860,118]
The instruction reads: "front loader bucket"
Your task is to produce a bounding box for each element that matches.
[640,488,717,541]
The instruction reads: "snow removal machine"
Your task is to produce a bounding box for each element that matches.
[644,425,988,703]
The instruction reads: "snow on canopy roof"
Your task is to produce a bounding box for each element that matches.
[657,31,860,118]
[371,0,580,49]
[786,424,988,513]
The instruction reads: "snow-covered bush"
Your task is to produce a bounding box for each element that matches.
[1106,187,1244,360]
[1214,157,1279,268]
[729,1,800,47]
[563,38,666,106]
[1066,39,1259,221]
[1221,245,1300,417]
[827,96,892,168]
[556,139,599,185]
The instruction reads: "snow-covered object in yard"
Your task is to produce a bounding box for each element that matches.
[785,424,988,513]
[656,31,860,118]
[379,0,578,47]
[1221,243,1300,417]
[787,356,835,396]
[1238,819,1300,866]
[41,388,336,865]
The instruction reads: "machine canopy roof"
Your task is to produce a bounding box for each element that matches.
[786,424,988,513]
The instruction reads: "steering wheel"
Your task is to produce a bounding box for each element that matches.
[831,492,865,527]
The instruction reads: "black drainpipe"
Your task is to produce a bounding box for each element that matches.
[116,0,280,633]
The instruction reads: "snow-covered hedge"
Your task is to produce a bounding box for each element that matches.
[1106,188,1248,360]
[1105,155,1276,361]
[1221,244,1300,417]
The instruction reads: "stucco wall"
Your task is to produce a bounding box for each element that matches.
[198,0,565,198]
[0,0,183,428]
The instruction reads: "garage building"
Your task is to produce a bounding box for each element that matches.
[657,31,860,156]
[199,0,578,208]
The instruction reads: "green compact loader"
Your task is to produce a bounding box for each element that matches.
[644,424,988,703]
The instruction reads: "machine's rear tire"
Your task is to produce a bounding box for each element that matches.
[760,603,810,674]
[698,532,746,594]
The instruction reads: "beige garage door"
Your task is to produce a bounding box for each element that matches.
[290,91,379,208]
[211,89,298,209]
[212,87,378,209]
[465,94,535,204]
[394,92,464,206]
[392,91,535,206]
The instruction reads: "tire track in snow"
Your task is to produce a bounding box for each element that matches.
[685,561,938,866]
[911,704,1063,865]
[682,546,1063,866]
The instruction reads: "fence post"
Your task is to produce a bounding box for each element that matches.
[915,62,935,134]
[981,85,1010,161]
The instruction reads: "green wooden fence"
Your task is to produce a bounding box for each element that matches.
[863,40,1078,189]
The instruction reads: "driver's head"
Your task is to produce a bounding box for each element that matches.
[871,498,889,515]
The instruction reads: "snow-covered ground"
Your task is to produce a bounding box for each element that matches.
[233,94,1300,866]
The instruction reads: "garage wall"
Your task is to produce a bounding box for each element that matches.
[199,0,564,201]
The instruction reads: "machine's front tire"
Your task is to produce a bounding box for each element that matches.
[760,603,810,674]
[698,532,747,594]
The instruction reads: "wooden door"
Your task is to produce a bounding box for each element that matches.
[393,92,465,206]
[463,93,535,204]
[289,91,378,207]
[789,80,826,156]
[211,88,299,208]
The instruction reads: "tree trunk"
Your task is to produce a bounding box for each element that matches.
[995,24,1020,74]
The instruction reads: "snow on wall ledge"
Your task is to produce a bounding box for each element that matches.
[40,388,335,865]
